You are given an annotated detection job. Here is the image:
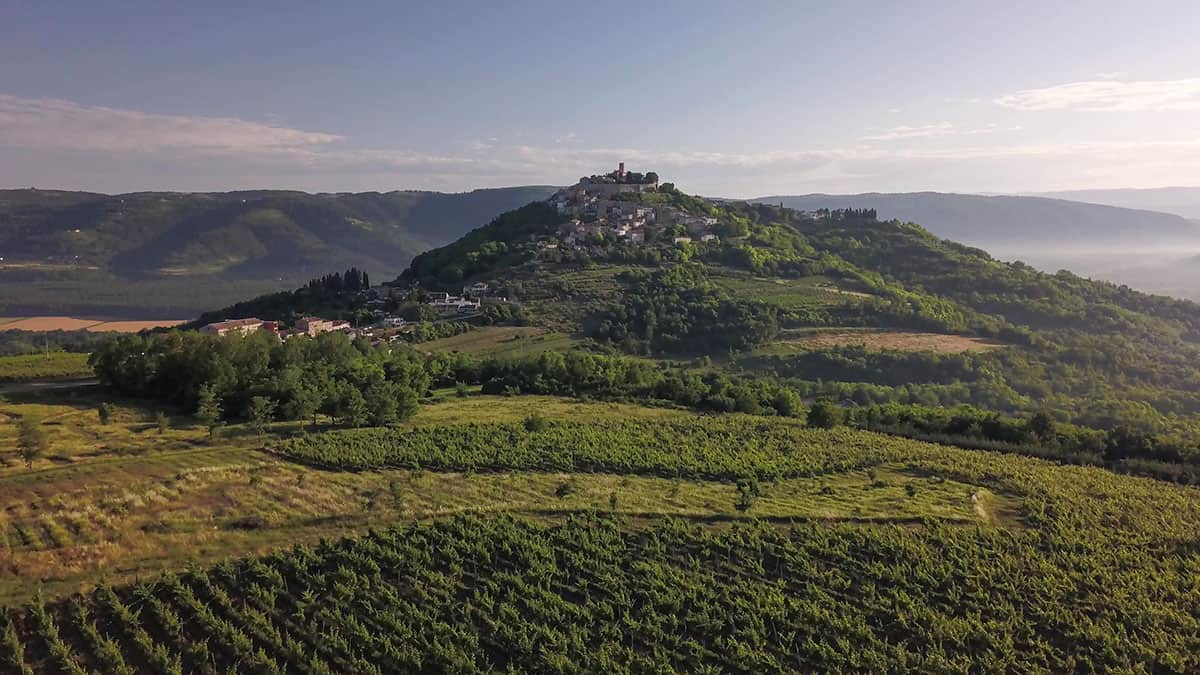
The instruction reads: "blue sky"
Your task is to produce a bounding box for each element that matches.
[2,0,1198,196]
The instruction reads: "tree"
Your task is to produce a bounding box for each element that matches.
[195,384,223,438]
[155,411,170,435]
[735,478,760,512]
[247,396,277,442]
[287,383,322,428]
[17,417,48,470]
[771,389,802,417]
[806,401,843,429]
[364,382,399,426]
[1028,411,1056,442]
[97,402,114,425]
[336,387,369,427]
[644,171,659,184]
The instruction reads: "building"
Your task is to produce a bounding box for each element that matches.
[701,233,719,242]
[199,318,271,336]
[429,295,481,312]
[295,317,350,337]
[462,282,489,296]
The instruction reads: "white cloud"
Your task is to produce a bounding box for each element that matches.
[2,93,1197,195]
[862,122,1016,142]
[995,78,1200,111]
[0,94,343,153]
[863,123,955,141]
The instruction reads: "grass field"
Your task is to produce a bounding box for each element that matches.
[418,326,578,356]
[711,272,867,308]
[0,352,92,383]
[755,327,1005,355]
[0,316,185,332]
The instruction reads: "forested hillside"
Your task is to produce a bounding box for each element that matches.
[0,186,555,315]
[753,191,1200,247]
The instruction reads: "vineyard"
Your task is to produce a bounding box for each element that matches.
[2,401,1199,671]
[274,418,922,479]
[0,353,92,383]
[2,498,1198,673]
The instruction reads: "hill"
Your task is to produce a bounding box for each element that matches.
[750,191,1200,248]
[0,186,556,316]
[1036,186,1200,219]
[395,179,1200,464]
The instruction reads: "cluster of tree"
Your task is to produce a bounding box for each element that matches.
[799,400,1199,484]
[400,202,565,288]
[426,350,798,417]
[417,347,1200,482]
[402,320,474,343]
[305,267,370,294]
[89,331,429,429]
[592,265,780,355]
[190,269,383,330]
[0,329,117,356]
[740,344,986,387]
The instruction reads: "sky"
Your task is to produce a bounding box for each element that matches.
[2,0,1199,197]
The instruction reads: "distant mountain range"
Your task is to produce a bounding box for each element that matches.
[4,184,1200,316]
[751,192,1200,249]
[0,186,557,282]
[1033,187,1200,220]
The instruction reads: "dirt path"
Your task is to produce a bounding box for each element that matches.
[0,378,98,395]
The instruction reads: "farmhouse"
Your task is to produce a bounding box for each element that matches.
[294,317,351,337]
[199,318,276,336]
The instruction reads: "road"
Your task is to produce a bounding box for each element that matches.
[0,377,98,395]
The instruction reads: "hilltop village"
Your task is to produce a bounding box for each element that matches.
[549,163,722,247]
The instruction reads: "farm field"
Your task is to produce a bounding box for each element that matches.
[0,353,92,383]
[2,390,1198,670]
[755,327,1005,355]
[0,391,1026,606]
[0,316,185,332]
[417,326,578,357]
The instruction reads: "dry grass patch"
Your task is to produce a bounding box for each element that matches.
[420,326,578,357]
[769,328,1004,354]
[0,316,184,332]
[413,395,692,426]
[0,458,1012,605]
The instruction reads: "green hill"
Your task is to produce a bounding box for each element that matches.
[396,182,1200,460]
[0,186,556,316]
